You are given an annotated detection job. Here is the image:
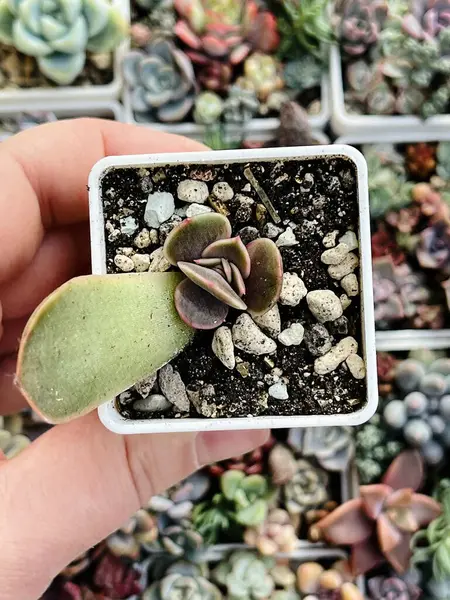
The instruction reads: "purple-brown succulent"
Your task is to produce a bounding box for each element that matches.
[368,575,422,600]
[416,221,450,274]
[337,0,389,56]
[164,213,283,329]
[403,0,450,40]
[315,450,441,575]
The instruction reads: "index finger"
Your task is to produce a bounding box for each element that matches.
[0,119,206,286]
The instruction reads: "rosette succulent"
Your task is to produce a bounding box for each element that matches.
[287,426,354,471]
[0,0,128,85]
[367,576,421,600]
[283,459,329,516]
[164,213,283,329]
[416,221,450,274]
[336,0,389,56]
[123,39,197,123]
[244,508,297,556]
[144,563,222,600]
[212,550,275,600]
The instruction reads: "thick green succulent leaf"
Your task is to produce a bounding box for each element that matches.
[240,474,268,499]
[86,6,128,53]
[0,1,14,44]
[202,236,251,278]
[178,261,247,310]
[17,273,194,424]
[51,15,88,54]
[164,213,232,265]
[38,51,85,84]
[221,470,246,500]
[236,499,268,526]
[174,278,229,330]
[13,19,52,56]
[245,239,283,316]
[83,0,110,37]
[60,0,82,23]
[18,0,43,36]
[41,15,69,42]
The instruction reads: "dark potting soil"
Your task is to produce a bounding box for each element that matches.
[100,155,367,420]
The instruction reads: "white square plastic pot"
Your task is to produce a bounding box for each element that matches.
[0,0,130,110]
[88,144,377,434]
[330,45,450,137]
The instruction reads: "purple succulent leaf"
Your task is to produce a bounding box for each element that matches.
[194,258,222,267]
[175,278,229,330]
[230,262,246,296]
[164,213,232,265]
[402,14,425,39]
[202,236,251,278]
[178,261,247,310]
[221,258,232,283]
[245,238,283,316]
[213,266,225,277]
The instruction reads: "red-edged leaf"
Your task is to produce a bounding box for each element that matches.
[316,498,373,546]
[195,258,222,267]
[202,237,251,278]
[221,258,232,283]
[377,513,402,554]
[383,532,413,574]
[178,262,247,310]
[350,537,385,576]
[175,279,229,330]
[230,262,246,296]
[409,493,442,527]
[382,450,424,492]
[245,239,283,316]
[360,484,392,520]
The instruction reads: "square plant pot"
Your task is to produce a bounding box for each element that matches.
[88,145,377,434]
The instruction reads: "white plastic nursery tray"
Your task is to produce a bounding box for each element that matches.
[330,45,450,137]
[89,144,377,435]
[0,0,130,109]
[123,75,330,139]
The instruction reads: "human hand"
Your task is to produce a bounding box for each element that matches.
[0,119,268,600]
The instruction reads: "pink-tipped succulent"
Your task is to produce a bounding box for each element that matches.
[315,450,441,575]
[164,213,283,330]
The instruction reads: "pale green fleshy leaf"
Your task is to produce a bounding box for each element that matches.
[0,1,14,44]
[40,15,68,42]
[13,19,52,55]
[6,0,22,15]
[38,51,85,84]
[86,7,127,53]
[82,0,110,37]
[59,0,82,26]
[18,0,41,36]
[41,0,57,10]
[17,272,194,424]
[50,15,88,54]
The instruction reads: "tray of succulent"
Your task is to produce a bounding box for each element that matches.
[0,0,130,108]
[330,0,450,137]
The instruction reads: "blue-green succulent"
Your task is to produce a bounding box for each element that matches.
[0,0,128,85]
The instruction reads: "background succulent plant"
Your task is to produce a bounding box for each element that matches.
[123,39,197,122]
[144,561,222,600]
[282,459,329,516]
[164,213,283,329]
[0,414,30,458]
[336,0,388,57]
[0,0,128,84]
[243,508,297,555]
[287,426,355,471]
[212,550,275,600]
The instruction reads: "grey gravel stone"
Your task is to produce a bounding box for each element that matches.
[340,294,352,310]
[159,216,182,244]
[304,324,332,357]
[314,337,358,375]
[339,230,358,251]
[133,394,172,413]
[341,273,359,296]
[158,364,190,412]
[177,179,209,203]
[188,387,218,418]
[329,316,349,335]
[328,252,359,280]
[212,326,235,370]
[149,247,171,272]
[134,373,157,398]
[263,222,283,239]
[235,194,254,222]
[322,230,339,248]
[144,192,175,228]
[276,227,298,247]
[278,323,304,346]
[232,314,277,355]
[238,226,259,245]
[120,216,138,236]
[280,272,307,306]
[186,203,213,217]
[114,254,134,272]
[253,305,281,338]
[213,181,234,201]
[268,382,289,400]
[307,290,343,323]
[131,253,150,272]
[346,354,366,379]
[134,228,152,249]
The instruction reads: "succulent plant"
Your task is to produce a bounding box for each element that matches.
[106,507,159,560]
[0,0,128,85]
[123,39,197,123]
[367,575,421,600]
[287,427,355,471]
[244,508,297,556]
[237,53,284,102]
[144,561,222,600]
[93,549,142,598]
[164,213,283,329]
[220,469,271,526]
[315,450,441,575]
[0,111,57,140]
[156,524,204,561]
[283,55,322,94]
[267,443,298,486]
[208,436,275,477]
[437,141,450,181]
[405,142,437,179]
[402,0,450,41]
[195,58,232,92]
[336,0,389,57]
[212,550,275,600]
[0,414,30,458]
[174,0,279,66]
[416,221,450,275]
[223,85,260,124]
[282,459,329,516]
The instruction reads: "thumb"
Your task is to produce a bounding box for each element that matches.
[0,411,268,600]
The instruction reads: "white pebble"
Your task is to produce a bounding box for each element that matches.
[280,272,307,306]
[278,323,305,346]
[321,243,349,265]
[114,254,134,272]
[213,181,234,201]
[265,223,283,238]
[134,374,157,398]
[322,230,339,248]
[276,227,298,247]
[232,314,277,355]
[186,203,213,217]
[120,216,138,236]
[144,192,175,228]
[253,305,281,338]
[328,252,359,280]
[212,327,235,370]
[341,273,359,297]
[340,294,352,310]
[339,230,358,251]
[149,247,171,272]
[119,247,134,256]
[307,290,343,323]
[268,382,289,400]
[134,228,151,249]
[132,254,150,272]
[346,354,366,379]
[314,337,358,375]
[177,179,209,203]
[133,394,172,413]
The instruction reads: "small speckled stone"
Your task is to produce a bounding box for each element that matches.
[276,227,298,247]
[212,326,235,370]
[304,324,332,357]
[133,394,172,413]
[341,273,359,296]
[144,192,175,228]
[307,290,343,323]
[119,247,134,257]
[114,254,134,272]
[238,226,259,245]
[177,179,209,203]
[340,294,352,310]
[159,364,189,412]
[149,247,171,272]
[134,373,157,398]
[159,216,182,244]
[339,230,358,251]
[232,314,277,355]
[280,272,307,306]
[235,195,254,222]
[278,323,304,346]
[323,231,339,248]
[328,253,359,280]
[120,216,138,236]
[269,382,288,400]
[134,228,151,249]
[346,354,366,379]
[213,181,234,201]
[314,337,358,375]
[186,203,213,217]
[253,305,281,338]
[320,243,349,265]
[264,222,283,238]
[132,253,150,272]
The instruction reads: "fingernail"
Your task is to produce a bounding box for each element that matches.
[196,429,270,466]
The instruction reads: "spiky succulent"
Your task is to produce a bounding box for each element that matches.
[164,213,283,329]
[0,0,128,85]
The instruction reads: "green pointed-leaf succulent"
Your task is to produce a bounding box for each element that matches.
[164,214,283,330]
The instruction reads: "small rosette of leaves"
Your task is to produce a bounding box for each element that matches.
[164,213,283,330]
